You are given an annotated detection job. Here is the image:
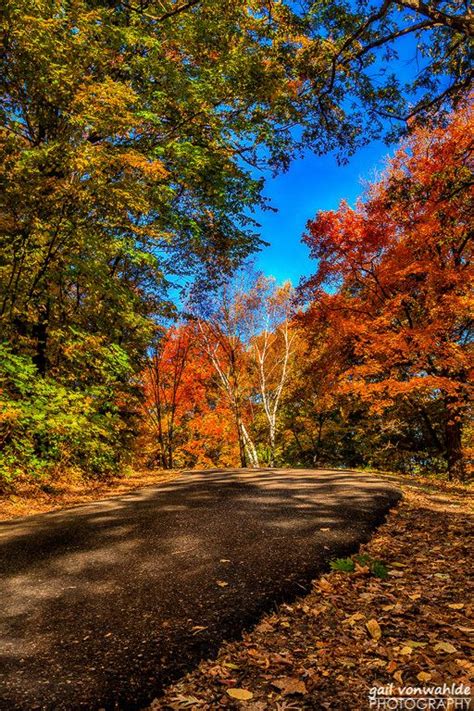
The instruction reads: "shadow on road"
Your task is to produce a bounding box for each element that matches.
[0,468,401,710]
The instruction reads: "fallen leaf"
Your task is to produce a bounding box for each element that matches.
[434,641,458,654]
[216,580,229,588]
[227,688,254,700]
[345,612,365,625]
[399,646,413,656]
[366,619,382,641]
[456,659,474,674]
[447,603,464,610]
[417,672,432,682]
[191,626,208,634]
[273,677,307,695]
[169,694,202,707]
[318,578,332,592]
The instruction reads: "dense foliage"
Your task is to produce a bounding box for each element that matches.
[298,103,473,478]
[1,0,472,485]
[140,106,473,479]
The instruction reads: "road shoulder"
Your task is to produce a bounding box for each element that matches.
[151,477,473,710]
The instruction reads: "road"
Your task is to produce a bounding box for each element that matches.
[0,468,400,710]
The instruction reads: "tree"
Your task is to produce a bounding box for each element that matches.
[195,283,259,468]
[191,271,297,467]
[139,322,240,469]
[300,102,473,479]
[249,281,296,466]
[142,325,192,469]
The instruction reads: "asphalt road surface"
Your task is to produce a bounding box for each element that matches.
[0,468,401,710]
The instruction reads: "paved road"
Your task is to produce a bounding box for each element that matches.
[0,468,400,710]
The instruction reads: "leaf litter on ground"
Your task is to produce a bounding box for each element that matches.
[149,476,473,710]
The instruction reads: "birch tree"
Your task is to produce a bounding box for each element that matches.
[193,277,260,468]
[249,281,296,467]
[192,271,296,468]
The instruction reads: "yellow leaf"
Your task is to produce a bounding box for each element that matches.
[447,603,464,610]
[346,612,365,626]
[400,646,413,656]
[434,641,457,654]
[366,619,382,641]
[456,659,474,674]
[417,672,432,682]
[318,578,332,592]
[227,688,254,700]
[216,580,229,587]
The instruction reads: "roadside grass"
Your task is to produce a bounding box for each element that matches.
[0,468,179,520]
[151,475,473,710]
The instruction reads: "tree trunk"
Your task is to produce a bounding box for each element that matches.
[235,410,247,468]
[445,414,465,481]
[268,423,275,467]
[241,420,259,467]
[32,301,50,376]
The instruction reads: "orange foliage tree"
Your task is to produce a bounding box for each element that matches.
[300,103,473,479]
[140,323,239,469]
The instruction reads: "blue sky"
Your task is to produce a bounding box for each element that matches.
[250,26,442,286]
[252,139,392,286]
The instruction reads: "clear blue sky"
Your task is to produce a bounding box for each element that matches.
[252,139,391,285]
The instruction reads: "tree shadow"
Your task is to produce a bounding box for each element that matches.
[0,469,401,710]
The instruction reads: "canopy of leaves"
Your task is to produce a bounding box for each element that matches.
[0,0,471,483]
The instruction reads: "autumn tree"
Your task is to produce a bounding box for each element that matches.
[139,322,239,469]
[192,274,260,469]
[190,271,297,467]
[300,102,473,479]
[1,0,472,483]
[142,325,192,469]
[247,280,296,466]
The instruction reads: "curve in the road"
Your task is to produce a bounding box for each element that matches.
[0,468,401,710]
